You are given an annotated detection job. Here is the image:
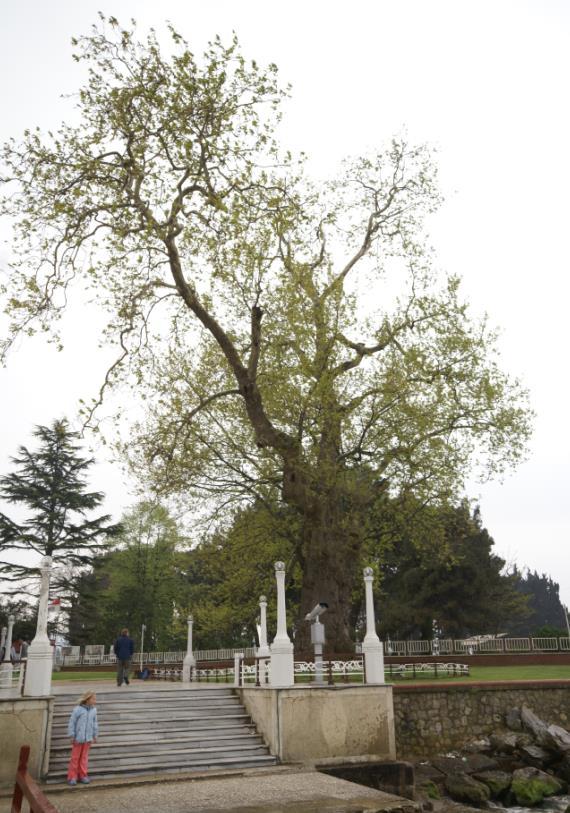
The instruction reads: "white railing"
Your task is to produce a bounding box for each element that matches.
[406,640,431,655]
[478,638,504,653]
[0,664,25,693]
[504,637,531,652]
[59,646,257,667]
[531,637,559,651]
[57,637,570,668]
[386,662,469,679]
[293,659,365,683]
[384,640,407,656]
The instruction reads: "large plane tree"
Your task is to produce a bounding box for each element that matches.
[0,18,532,649]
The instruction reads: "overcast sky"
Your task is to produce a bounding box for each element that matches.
[1,0,569,610]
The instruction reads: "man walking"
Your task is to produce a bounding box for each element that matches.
[113,628,134,687]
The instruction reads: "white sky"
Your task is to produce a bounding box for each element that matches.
[0,0,568,608]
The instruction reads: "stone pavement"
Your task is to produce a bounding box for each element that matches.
[0,767,418,813]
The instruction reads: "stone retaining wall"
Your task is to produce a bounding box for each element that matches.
[393,681,570,757]
[0,696,53,787]
[240,684,396,764]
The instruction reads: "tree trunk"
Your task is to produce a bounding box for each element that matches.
[294,489,363,654]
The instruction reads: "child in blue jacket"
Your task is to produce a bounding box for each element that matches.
[67,690,98,786]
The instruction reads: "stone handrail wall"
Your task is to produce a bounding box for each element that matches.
[393,681,570,757]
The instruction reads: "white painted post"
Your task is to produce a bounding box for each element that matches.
[564,605,570,641]
[362,567,385,684]
[269,561,294,687]
[0,616,15,681]
[0,626,6,654]
[233,652,244,687]
[140,624,146,675]
[257,596,270,657]
[24,557,53,696]
[182,614,196,683]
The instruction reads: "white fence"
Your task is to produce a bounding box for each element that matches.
[384,636,569,656]
[58,646,258,667]
[56,637,570,667]
[0,664,25,694]
[386,662,469,679]
[145,658,469,684]
[150,659,365,685]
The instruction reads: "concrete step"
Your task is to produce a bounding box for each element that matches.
[53,695,240,707]
[49,741,269,768]
[46,754,278,782]
[48,686,277,782]
[53,688,236,701]
[50,722,255,743]
[53,709,245,724]
[53,695,241,707]
[49,733,264,756]
[51,713,251,733]
[52,711,253,736]
[53,686,237,703]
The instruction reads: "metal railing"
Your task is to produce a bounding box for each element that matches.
[56,637,570,668]
[0,662,26,694]
[293,658,365,682]
[504,637,531,652]
[386,662,469,679]
[57,646,258,667]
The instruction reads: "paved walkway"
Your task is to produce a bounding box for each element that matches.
[1,767,416,813]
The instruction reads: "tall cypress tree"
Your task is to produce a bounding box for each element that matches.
[0,419,121,590]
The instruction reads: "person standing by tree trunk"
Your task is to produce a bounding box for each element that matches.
[113,628,134,687]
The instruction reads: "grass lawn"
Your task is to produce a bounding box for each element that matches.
[53,671,116,681]
[51,664,570,683]
[392,665,570,684]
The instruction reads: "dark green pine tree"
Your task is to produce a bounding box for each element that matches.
[0,419,121,590]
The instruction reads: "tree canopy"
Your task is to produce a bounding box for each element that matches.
[508,570,568,636]
[370,502,529,639]
[0,419,120,590]
[0,18,533,648]
[68,502,185,649]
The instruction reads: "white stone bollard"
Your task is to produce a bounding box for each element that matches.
[269,561,294,687]
[0,616,15,682]
[362,567,385,684]
[182,614,196,683]
[24,557,53,696]
[233,652,244,687]
[257,595,270,657]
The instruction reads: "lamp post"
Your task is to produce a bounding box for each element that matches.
[269,562,294,687]
[24,557,53,696]
[362,567,385,684]
[182,614,196,683]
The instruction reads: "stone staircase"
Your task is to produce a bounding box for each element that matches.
[47,686,277,781]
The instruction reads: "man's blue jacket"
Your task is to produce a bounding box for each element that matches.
[114,634,134,660]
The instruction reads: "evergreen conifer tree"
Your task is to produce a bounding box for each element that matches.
[0,419,121,590]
